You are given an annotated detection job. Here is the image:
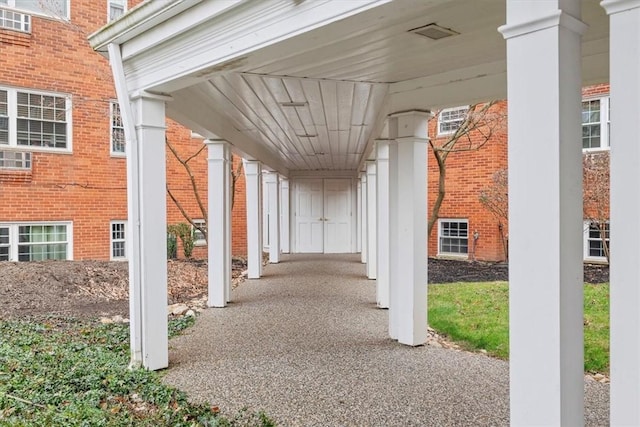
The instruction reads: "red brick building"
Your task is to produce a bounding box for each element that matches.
[0,0,247,262]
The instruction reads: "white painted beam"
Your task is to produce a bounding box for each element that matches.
[601,1,640,425]
[280,177,290,254]
[265,172,281,263]
[206,140,232,308]
[388,112,429,347]
[499,1,586,424]
[366,161,377,279]
[376,140,390,308]
[360,172,368,264]
[244,160,263,279]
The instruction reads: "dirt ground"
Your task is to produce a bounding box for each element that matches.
[0,257,608,320]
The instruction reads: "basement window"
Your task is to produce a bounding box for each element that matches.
[110,221,126,260]
[438,219,468,257]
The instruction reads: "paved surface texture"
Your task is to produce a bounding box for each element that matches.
[163,254,610,426]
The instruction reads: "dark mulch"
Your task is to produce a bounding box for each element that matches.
[428,258,609,284]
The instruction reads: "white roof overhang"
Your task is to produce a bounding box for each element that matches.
[89,0,609,176]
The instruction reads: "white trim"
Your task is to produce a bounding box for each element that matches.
[108,0,126,22]
[0,0,70,21]
[437,218,469,258]
[0,221,73,261]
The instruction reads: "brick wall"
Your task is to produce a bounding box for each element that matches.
[0,0,247,261]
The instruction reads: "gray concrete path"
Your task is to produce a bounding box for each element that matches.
[163,254,609,426]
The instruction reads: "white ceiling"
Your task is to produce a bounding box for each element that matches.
[97,0,610,176]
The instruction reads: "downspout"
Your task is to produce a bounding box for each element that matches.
[107,43,143,367]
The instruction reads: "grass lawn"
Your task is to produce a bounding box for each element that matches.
[428,282,610,374]
[0,316,274,426]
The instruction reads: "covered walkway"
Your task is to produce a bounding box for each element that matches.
[163,254,609,426]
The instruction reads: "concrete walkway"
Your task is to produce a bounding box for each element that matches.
[163,254,609,426]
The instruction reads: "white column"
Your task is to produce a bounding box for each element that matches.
[129,91,170,370]
[360,172,368,264]
[356,178,362,253]
[376,140,390,308]
[499,2,586,425]
[206,140,231,308]
[388,111,429,347]
[265,172,281,263]
[280,177,290,254]
[366,161,377,279]
[244,160,263,279]
[602,1,640,424]
[388,139,399,340]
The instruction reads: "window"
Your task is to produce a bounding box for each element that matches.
[438,106,468,136]
[0,223,71,261]
[584,221,609,262]
[0,87,71,151]
[582,97,610,150]
[193,219,206,246]
[110,101,125,155]
[108,0,126,21]
[438,219,468,256]
[0,149,31,169]
[0,0,69,19]
[110,221,126,260]
[0,8,30,32]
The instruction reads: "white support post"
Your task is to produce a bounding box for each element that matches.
[360,172,368,264]
[265,172,281,263]
[206,140,231,308]
[129,91,170,371]
[356,178,362,253]
[366,161,377,279]
[602,1,640,424]
[244,160,263,279]
[499,2,586,425]
[280,177,290,254]
[388,111,429,347]
[376,140,390,308]
[388,139,399,340]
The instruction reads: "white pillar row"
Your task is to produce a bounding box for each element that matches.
[387,111,429,347]
[206,139,231,308]
[388,139,399,340]
[602,1,640,424]
[360,172,368,264]
[280,177,290,254]
[365,161,377,279]
[376,140,390,308]
[244,160,263,279]
[128,91,170,370]
[499,2,586,425]
[265,172,281,263]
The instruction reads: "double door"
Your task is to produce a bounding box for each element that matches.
[295,178,352,253]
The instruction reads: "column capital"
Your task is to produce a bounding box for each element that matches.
[204,138,229,145]
[130,90,172,102]
[264,171,279,183]
[243,160,261,175]
[376,139,390,161]
[205,140,230,161]
[366,161,377,175]
[499,10,587,40]
[388,110,431,140]
[601,0,640,14]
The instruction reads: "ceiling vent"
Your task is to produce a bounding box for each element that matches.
[409,23,459,40]
[280,102,307,107]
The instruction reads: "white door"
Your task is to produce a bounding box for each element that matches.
[295,179,324,253]
[324,179,352,253]
[294,178,352,253]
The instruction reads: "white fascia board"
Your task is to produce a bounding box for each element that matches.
[167,86,289,176]
[88,0,203,53]
[118,0,391,93]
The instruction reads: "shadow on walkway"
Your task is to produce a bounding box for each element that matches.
[163,254,609,426]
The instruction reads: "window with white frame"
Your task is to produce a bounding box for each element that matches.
[110,221,126,260]
[582,97,610,150]
[0,222,72,261]
[0,7,30,32]
[192,219,207,246]
[0,0,70,19]
[438,106,469,136]
[0,87,71,151]
[108,0,126,21]
[584,221,610,262]
[438,219,469,256]
[110,101,125,155]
